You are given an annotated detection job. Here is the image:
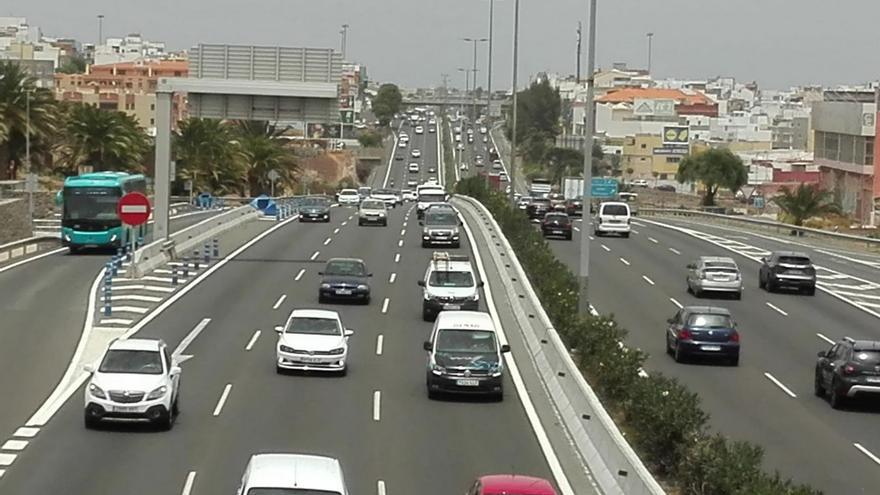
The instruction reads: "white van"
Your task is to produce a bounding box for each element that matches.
[236,453,348,495]
[594,201,631,238]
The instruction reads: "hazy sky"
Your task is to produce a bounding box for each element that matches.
[7,0,880,91]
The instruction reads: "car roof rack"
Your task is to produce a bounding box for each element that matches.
[432,251,470,268]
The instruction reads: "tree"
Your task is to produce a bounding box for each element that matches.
[233,120,297,196]
[506,79,561,162]
[173,118,243,194]
[773,183,841,226]
[0,61,58,178]
[544,147,583,183]
[372,84,402,126]
[57,55,87,74]
[55,103,149,174]
[676,148,747,206]
[357,130,383,148]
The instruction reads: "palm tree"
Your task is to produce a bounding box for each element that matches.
[773,183,841,226]
[55,103,150,174]
[0,61,58,178]
[173,118,243,194]
[232,120,297,196]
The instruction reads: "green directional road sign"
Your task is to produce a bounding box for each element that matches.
[340,109,354,124]
[591,178,619,198]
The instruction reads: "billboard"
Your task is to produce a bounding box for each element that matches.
[307,123,342,139]
[633,98,676,117]
[663,126,689,145]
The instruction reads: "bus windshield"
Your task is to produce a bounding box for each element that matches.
[63,187,121,221]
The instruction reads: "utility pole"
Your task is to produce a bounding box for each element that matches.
[508,0,520,205]
[458,68,469,117]
[341,24,349,60]
[576,22,582,82]
[647,32,654,74]
[463,38,488,122]
[441,73,450,113]
[487,0,495,120]
[579,0,598,314]
[97,14,104,46]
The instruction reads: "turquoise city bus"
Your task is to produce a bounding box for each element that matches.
[59,172,148,252]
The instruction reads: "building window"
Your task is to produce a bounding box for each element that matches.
[824,132,839,161]
[150,103,155,111]
[666,156,681,163]
[640,143,647,149]
[150,118,155,125]
[866,136,875,166]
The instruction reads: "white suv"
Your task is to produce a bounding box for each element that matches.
[594,201,631,238]
[83,338,181,430]
[337,189,360,205]
[275,309,354,375]
[418,252,482,321]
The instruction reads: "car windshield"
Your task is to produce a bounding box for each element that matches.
[436,329,497,353]
[425,211,458,225]
[545,215,569,223]
[301,197,329,207]
[340,189,358,196]
[361,200,385,210]
[324,260,367,276]
[778,256,811,265]
[429,271,474,287]
[704,262,738,272]
[286,317,340,335]
[687,314,733,329]
[99,349,163,375]
[601,204,628,216]
[419,193,446,203]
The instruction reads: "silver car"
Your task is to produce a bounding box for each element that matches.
[358,199,388,226]
[686,256,743,299]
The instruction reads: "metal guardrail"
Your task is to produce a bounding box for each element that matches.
[0,235,62,265]
[455,194,665,495]
[641,207,880,253]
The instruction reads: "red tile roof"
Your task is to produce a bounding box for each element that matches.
[597,88,713,106]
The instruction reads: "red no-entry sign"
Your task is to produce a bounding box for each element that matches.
[117,192,152,226]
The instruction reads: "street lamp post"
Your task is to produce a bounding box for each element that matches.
[457,68,469,116]
[462,38,488,123]
[97,14,104,45]
[25,89,33,224]
[486,0,496,120]
[579,0,598,313]
[341,24,350,60]
[508,0,520,205]
[647,32,654,74]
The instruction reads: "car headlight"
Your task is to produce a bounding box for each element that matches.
[379,212,386,217]
[146,385,168,400]
[357,284,369,291]
[89,383,106,399]
[329,347,346,355]
[490,363,503,377]
[279,345,296,353]
[321,283,331,289]
[64,234,71,241]
[431,363,447,375]
[110,234,117,242]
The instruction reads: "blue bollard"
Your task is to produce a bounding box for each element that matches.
[182,257,190,278]
[125,245,132,262]
[111,257,119,277]
[171,266,179,286]
[213,238,219,258]
[204,242,210,263]
[193,250,200,271]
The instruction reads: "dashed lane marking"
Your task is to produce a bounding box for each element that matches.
[245,330,261,351]
[376,335,384,355]
[212,384,232,416]
[670,297,683,308]
[765,302,788,316]
[642,275,655,286]
[816,333,835,345]
[310,251,320,261]
[295,269,305,281]
[764,372,797,398]
[619,258,630,266]
[272,295,287,310]
[381,298,390,314]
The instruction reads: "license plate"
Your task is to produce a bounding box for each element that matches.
[336,289,353,295]
[300,357,323,363]
[456,379,480,387]
[787,270,804,275]
[701,345,722,352]
[112,405,140,413]
[553,230,563,234]
[443,304,461,310]
[867,377,880,383]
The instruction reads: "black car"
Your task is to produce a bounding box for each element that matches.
[815,337,880,409]
[655,184,676,192]
[525,198,552,220]
[541,212,573,240]
[758,251,816,295]
[565,198,583,217]
[666,306,740,365]
[298,196,332,222]
[395,155,404,161]
[318,258,372,304]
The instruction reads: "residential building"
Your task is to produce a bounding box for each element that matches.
[93,34,167,65]
[621,133,684,180]
[811,88,876,222]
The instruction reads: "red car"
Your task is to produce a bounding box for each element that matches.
[468,475,558,495]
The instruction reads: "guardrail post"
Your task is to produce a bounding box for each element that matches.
[204,241,211,264]
[276,206,281,222]
[213,238,219,258]
[193,249,200,271]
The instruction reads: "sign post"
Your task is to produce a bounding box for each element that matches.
[117,192,152,273]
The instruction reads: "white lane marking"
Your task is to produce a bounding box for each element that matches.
[341,221,348,226]
[394,253,401,263]
[648,237,658,244]
[181,471,197,495]
[373,391,381,421]
[13,427,38,438]
[0,247,68,275]
[764,372,797,398]
[272,294,287,310]
[1,440,27,451]
[0,469,4,478]
[381,298,390,314]
[670,297,683,309]
[310,251,320,261]
[212,384,233,416]
[348,215,354,220]
[669,248,681,255]
[854,443,880,466]
[324,237,332,246]
[377,480,387,495]
[295,269,305,281]
[816,333,835,345]
[0,453,16,466]
[403,221,408,228]
[245,330,261,351]
[389,273,397,284]
[334,228,340,234]
[588,235,594,241]
[815,249,880,269]
[573,226,580,232]
[632,229,640,234]
[765,302,788,316]
[619,257,630,266]
[400,228,406,236]
[376,335,384,355]
[171,318,212,365]
[398,239,404,247]
[642,275,655,286]
[600,244,610,252]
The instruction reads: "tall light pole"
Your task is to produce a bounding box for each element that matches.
[463,37,488,122]
[579,0,598,313]
[457,67,469,116]
[576,22,583,82]
[341,24,350,60]
[486,0,496,120]
[646,32,654,74]
[508,0,520,204]
[97,14,104,45]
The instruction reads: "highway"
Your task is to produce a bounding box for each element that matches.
[0,211,222,450]
[0,113,565,494]
[544,214,880,494]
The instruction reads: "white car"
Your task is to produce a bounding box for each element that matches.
[594,201,631,238]
[275,309,354,375]
[411,149,422,158]
[415,126,424,134]
[480,126,488,134]
[460,163,468,171]
[402,189,418,201]
[456,143,464,150]
[398,141,407,148]
[83,338,181,430]
[428,127,436,133]
[236,454,349,495]
[407,179,418,187]
[337,189,361,205]
[632,179,649,187]
[408,162,420,173]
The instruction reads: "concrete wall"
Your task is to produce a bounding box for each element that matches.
[0,199,32,244]
[5,191,57,219]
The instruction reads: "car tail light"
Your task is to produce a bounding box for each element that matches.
[843,364,857,375]
[729,331,740,343]
[679,329,693,340]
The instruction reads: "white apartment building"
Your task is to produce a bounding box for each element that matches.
[93,34,167,65]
